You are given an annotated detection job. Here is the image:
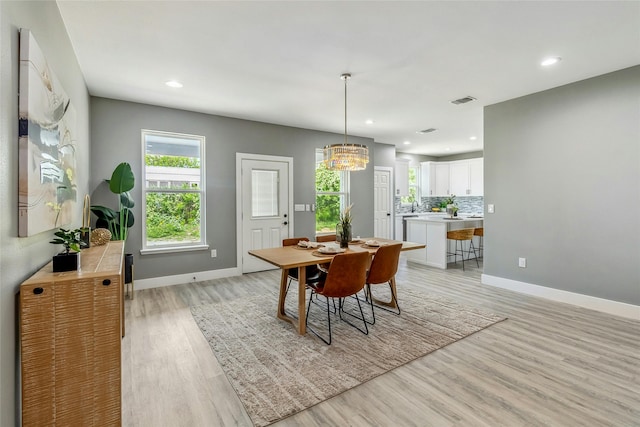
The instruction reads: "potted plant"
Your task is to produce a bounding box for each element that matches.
[50,228,82,272]
[444,194,457,217]
[335,204,353,248]
[91,162,135,241]
[91,162,135,284]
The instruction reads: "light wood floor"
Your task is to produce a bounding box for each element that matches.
[121,258,640,426]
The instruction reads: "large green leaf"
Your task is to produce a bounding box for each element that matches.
[90,205,117,220]
[109,162,135,195]
[120,191,135,209]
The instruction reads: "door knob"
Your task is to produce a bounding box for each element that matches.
[283,221,288,225]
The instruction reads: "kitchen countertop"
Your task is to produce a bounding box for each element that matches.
[404,215,483,222]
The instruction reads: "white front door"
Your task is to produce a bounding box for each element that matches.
[374,168,392,239]
[238,156,292,273]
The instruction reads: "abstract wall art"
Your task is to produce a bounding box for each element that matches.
[18,29,77,237]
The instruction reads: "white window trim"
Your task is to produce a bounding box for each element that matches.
[140,129,206,254]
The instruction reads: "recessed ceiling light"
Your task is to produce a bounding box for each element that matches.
[403,141,411,145]
[365,119,374,125]
[541,57,562,67]
[165,80,183,88]
[445,147,451,151]
[470,136,477,140]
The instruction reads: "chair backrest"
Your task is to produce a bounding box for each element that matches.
[316,234,336,243]
[321,251,370,298]
[474,227,484,237]
[446,228,475,241]
[283,237,309,246]
[366,243,403,285]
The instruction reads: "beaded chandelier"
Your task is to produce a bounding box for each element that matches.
[323,73,369,171]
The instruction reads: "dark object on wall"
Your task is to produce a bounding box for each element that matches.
[52,252,79,272]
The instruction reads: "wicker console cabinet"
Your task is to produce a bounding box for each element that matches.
[19,241,124,426]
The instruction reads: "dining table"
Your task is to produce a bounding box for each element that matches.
[248,237,426,335]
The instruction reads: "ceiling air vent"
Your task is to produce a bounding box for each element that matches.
[451,96,476,105]
[417,128,437,134]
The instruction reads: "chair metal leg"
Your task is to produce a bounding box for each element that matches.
[305,292,333,345]
[337,295,369,336]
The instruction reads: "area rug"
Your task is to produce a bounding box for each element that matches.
[190,289,505,426]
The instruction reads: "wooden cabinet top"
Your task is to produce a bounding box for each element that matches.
[21,241,124,286]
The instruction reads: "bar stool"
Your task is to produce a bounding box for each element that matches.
[446,228,478,271]
[474,227,484,260]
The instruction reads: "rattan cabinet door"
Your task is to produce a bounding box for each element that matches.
[20,282,56,426]
[93,275,122,426]
[54,279,96,425]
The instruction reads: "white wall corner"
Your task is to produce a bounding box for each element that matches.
[134,267,241,291]
[481,274,640,321]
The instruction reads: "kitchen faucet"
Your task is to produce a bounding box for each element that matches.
[411,200,419,213]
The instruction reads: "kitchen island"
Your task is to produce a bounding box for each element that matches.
[404,216,483,269]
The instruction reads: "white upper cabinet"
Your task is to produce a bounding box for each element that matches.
[469,158,484,196]
[448,158,484,196]
[421,161,451,197]
[434,163,450,196]
[449,161,470,196]
[419,161,435,197]
[395,159,410,196]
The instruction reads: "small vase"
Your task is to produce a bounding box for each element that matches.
[336,222,352,248]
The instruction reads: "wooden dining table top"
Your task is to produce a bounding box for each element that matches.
[248,237,425,270]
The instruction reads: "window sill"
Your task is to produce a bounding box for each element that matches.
[140,244,209,256]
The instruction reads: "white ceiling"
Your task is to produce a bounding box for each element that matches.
[56,1,640,157]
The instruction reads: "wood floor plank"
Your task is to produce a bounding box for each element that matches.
[121,260,640,426]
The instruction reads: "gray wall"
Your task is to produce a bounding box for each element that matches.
[373,142,396,168]
[0,2,91,425]
[484,66,640,305]
[90,97,375,280]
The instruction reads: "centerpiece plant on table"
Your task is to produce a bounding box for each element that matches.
[337,203,353,248]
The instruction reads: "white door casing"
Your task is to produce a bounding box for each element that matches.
[236,154,293,273]
[374,167,392,239]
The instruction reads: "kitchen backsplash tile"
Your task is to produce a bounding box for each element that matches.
[396,196,484,214]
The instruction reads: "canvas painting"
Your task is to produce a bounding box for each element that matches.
[18,29,77,237]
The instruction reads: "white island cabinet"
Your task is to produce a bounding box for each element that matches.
[404,216,483,269]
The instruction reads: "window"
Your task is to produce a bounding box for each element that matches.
[401,166,419,204]
[141,130,206,252]
[315,149,350,234]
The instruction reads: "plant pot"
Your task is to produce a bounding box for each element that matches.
[124,253,134,284]
[53,252,80,272]
[336,223,352,249]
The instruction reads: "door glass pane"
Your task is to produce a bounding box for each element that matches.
[252,169,279,217]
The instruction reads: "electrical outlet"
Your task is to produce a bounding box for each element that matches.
[488,204,495,213]
[211,249,217,258]
[518,257,526,268]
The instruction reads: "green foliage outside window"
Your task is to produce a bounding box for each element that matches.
[315,162,343,232]
[401,167,418,204]
[146,154,200,168]
[145,154,201,244]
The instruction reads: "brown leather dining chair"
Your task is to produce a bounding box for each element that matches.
[315,234,336,243]
[305,251,370,345]
[365,242,403,325]
[282,237,324,298]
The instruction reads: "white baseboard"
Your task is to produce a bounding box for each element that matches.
[135,267,241,291]
[481,274,640,320]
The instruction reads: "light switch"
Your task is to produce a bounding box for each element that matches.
[488,204,495,213]
[294,204,305,212]
[305,204,310,211]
